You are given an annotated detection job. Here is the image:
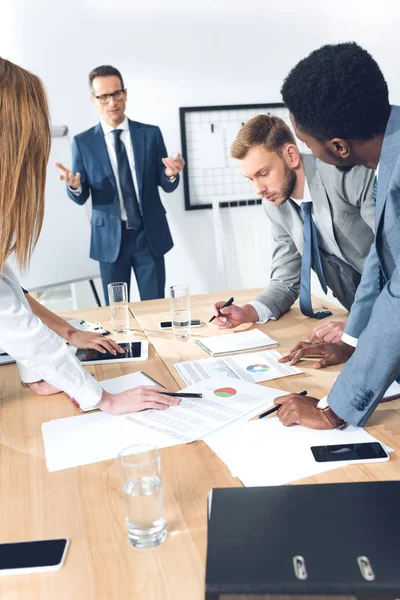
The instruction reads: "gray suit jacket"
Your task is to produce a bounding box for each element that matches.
[253,154,375,318]
[328,105,400,426]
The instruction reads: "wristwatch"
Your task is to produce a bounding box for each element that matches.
[167,174,176,181]
[320,405,347,429]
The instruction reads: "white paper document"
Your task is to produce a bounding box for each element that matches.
[197,126,226,170]
[204,418,392,484]
[41,375,283,472]
[174,349,301,386]
[195,329,278,356]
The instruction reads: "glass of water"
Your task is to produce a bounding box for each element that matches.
[117,444,167,550]
[170,285,190,339]
[108,281,129,333]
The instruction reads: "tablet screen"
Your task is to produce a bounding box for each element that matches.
[76,342,142,363]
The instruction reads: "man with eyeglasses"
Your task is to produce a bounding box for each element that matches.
[55,65,185,304]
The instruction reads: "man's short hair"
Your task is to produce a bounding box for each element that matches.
[89,65,124,91]
[231,114,296,159]
[281,42,390,141]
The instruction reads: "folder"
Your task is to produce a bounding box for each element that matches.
[206,481,400,599]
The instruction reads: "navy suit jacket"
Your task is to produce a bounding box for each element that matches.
[67,119,179,263]
[328,105,400,425]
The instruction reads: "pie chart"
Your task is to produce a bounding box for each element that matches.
[214,387,237,398]
[247,364,270,373]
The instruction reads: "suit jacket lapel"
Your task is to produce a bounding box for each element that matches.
[92,123,118,194]
[129,120,145,201]
[281,200,304,252]
[302,153,337,243]
[375,106,400,231]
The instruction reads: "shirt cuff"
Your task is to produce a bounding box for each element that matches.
[67,375,103,411]
[317,396,329,409]
[341,332,358,348]
[166,176,176,182]
[248,300,276,324]
[68,185,82,195]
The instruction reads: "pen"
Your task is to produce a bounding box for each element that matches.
[159,392,203,398]
[209,296,235,323]
[258,390,308,419]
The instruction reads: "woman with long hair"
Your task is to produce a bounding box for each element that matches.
[0,58,177,414]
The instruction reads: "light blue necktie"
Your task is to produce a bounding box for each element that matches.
[111,129,142,230]
[299,202,332,319]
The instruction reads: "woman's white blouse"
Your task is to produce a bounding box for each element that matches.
[0,262,102,410]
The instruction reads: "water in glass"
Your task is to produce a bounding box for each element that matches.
[111,301,129,333]
[172,309,191,338]
[123,475,167,549]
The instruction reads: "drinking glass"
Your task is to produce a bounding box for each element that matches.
[170,285,191,339]
[117,444,167,549]
[108,282,129,333]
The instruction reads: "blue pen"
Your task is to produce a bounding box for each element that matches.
[258,390,308,419]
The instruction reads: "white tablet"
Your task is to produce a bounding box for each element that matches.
[76,341,148,365]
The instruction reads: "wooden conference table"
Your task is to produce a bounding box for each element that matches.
[1,289,400,600]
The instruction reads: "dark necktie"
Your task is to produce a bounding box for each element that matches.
[299,202,332,319]
[373,175,385,291]
[111,129,142,230]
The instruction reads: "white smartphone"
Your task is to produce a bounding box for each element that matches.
[159,320,202,330]
[311,442,390,464]
[76,341,148,365]
[0,538,70,576]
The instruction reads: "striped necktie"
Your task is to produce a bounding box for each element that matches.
[299,202,332,319]
[111,129,142,230]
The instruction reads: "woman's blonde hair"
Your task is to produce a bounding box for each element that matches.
[0,58,51,271]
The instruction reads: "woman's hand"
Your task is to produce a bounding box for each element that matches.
[67,329,124,354]
[98,386,181,415]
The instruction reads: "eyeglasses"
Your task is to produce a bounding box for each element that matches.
[94,89,125,104]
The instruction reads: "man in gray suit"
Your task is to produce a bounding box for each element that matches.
[211,115,374,340]
[277,42,399,430]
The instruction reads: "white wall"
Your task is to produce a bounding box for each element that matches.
[1,0,400,308]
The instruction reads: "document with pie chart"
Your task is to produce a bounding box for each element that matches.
[174,349,302,386]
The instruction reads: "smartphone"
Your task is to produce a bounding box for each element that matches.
[0,538,70,576]
[76,341,148,365]
[159,320,202,330]
[311,442,389,463]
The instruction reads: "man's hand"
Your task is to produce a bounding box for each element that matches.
[22,380,61,395]
[99,386,181,415]
[162,153,185,178]
[210,302,258,329]
[306,320,346,344]
[279,340,355,368]
[55,162,81,190]
[66,329,124,354]
[275,394,334,429]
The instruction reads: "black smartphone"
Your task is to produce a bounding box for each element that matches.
[159,320,202,329]
[0,538,70,576]
[311,442,389,463]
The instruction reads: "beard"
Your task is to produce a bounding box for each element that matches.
[281,161,297,200]
[336,165,354,173]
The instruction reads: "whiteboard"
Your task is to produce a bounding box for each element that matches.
[16,129,99,291]
[180,103,311,210]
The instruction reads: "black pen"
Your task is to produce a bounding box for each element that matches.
[258,390,308,419]
[209,296,234,323]
[159,392,203,399]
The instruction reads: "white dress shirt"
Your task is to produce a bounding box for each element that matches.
[0,262,102,410]
[250,179,345,323]
[341,163,380,349]
[101,118,141,220]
